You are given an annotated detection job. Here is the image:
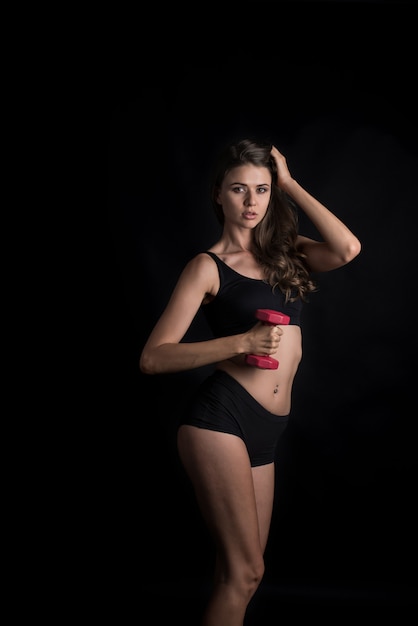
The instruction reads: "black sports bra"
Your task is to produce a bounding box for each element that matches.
[202,251,303,337]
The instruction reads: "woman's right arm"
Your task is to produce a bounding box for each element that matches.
[139,253,282,375]
[139,254,245,375]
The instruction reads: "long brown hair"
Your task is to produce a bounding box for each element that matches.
[211,139,316,302]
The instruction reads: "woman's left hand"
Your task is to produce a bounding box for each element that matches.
[271,145,293,190]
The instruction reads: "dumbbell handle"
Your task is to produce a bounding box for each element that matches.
[244,308,290,370]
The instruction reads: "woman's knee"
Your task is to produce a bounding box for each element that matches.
[248,557,265,591]
[233,556,265,598]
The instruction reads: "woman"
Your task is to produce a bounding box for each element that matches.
[140,139,361,625]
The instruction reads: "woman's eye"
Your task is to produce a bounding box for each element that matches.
[231,186,268,194]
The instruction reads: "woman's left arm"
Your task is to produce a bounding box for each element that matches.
[287,178,361,272]
[271,146,361,272]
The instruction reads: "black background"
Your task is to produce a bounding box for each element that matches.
[107,1,418,619]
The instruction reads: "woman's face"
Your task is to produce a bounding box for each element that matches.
[216,165,272,229]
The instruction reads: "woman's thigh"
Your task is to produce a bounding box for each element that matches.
[177,425,273,561]
[251,463,275,552]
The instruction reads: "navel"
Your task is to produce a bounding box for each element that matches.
[273,384,279,395]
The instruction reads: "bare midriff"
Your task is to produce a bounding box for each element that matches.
[216,325,302,415]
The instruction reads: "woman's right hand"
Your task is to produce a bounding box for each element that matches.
[245,321,283,356]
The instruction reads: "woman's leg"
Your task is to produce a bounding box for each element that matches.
[177,425,275,626]
[251,461,275,552]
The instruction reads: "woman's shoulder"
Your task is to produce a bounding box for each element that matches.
[189,250,217,264]
[182,251,219,278]
[181,251,220,296]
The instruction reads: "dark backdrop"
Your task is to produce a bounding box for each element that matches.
[107,1,418,616]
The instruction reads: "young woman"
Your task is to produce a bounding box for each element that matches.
[140,139,361,625]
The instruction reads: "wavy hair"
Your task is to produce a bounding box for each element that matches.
[211,139,316,302]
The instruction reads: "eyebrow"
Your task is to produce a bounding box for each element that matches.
[229,181,271,187]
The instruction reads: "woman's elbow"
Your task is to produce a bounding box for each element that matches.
[139,350,157,375]
[346,237,362,263]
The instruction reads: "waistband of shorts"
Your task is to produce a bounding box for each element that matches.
[211,369,289,423]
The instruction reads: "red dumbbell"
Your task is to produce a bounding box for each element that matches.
[244,308,290,370]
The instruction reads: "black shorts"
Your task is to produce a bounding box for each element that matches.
[179,369,289,467]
